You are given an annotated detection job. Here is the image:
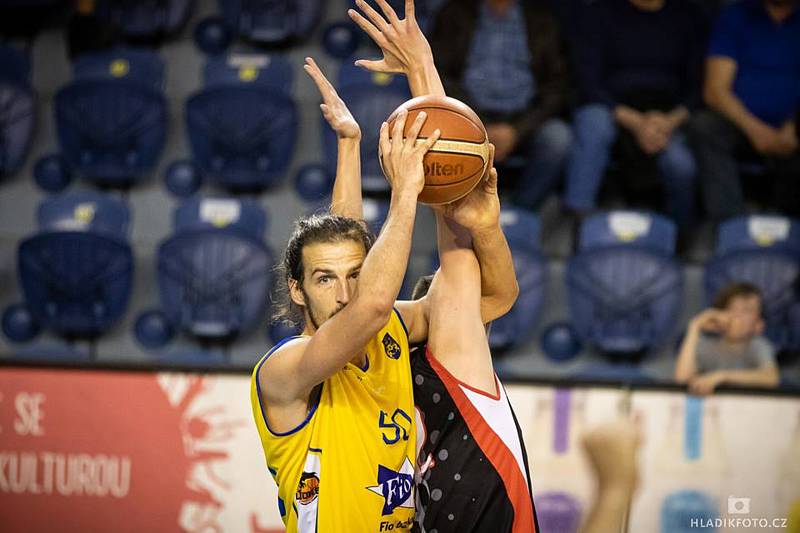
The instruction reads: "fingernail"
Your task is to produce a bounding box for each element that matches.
[419,111,427,118]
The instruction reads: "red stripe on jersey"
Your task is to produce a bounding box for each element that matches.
[425,348,537,533]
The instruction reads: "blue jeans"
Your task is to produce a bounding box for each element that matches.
[564,104,697,229]
[505,118,573,210]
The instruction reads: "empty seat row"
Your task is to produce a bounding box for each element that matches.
[3,189,798,366]
[7,46,414,200]
[2,193,274,357]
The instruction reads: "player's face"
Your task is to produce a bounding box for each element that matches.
[724,295,763,341]
[298,240,366,331]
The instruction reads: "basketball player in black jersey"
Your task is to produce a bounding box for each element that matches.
[349,1,539,531]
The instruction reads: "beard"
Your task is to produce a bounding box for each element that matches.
[301,288,344,331]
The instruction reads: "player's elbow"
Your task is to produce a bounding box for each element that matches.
[355,295,395,330]
[495,279,520,315]
[508,279,520,306]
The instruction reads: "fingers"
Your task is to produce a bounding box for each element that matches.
[405,0,415,19]
[486,168,498,190]
[354,0,390,34]
[375,0,401,24]
[304,57,336,98]
[420,128,441,152]
[486,143,495,174]
[354,59,390,73]
[405,111,428,145]
[391,110,408,154]
[348,8,386,46]
[379,121,391,160]
[319,104,333,122]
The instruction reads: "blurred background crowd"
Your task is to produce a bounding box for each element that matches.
[0,0,798,394]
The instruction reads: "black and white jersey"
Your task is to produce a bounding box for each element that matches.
[411,346,538,533]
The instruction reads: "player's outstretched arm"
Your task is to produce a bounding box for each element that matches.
[439,146,519,322]
[349,0,445,98]
[263,112,440,406]
[303,57,363,220]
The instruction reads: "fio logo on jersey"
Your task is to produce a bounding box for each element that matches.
[366,458,415,515]
[295,471,320,505]
[382,333,401,359]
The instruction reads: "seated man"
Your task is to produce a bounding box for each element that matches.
[688,0,800,222]
[428,0,573,211]
[674,282,780,395]
[565,0,705,233]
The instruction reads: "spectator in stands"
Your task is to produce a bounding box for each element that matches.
[429,0,572,211]
[565,0,706,234]
[688,0,800,222]
[674,282,780,395]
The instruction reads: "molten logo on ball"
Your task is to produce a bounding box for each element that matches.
[424,162,464,177]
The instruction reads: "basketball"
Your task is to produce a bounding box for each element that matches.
[384,95,491,205]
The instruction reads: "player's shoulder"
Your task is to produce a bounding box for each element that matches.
[258,335,309,373]
[255,336,311,400]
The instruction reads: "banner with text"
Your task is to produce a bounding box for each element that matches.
[0,367,798,532]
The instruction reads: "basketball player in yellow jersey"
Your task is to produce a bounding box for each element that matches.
[251,110,439,532]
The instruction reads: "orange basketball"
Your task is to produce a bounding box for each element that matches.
[384,95,491,205]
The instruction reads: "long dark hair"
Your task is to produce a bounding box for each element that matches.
[273,214,375,327]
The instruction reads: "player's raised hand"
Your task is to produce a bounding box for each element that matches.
[437,144,500,233]
[303,57,361,140]
[379,110,440,196]
[349,0,433,75]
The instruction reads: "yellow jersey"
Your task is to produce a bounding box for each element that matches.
[251,309,416,532]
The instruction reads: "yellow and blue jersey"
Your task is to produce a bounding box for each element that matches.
[251,309,416,532]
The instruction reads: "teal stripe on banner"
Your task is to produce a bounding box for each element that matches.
[684,396,703,461]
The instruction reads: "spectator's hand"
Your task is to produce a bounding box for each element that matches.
[437,145,500,232]
[644,111,672,134]
[380,110,440,195]
[636,114,670,154]
[690,308,730,334]
[582,417,642,495]
[486,123,518,162]
[689,371,726,396]
[304,57,361,140]
[349,0,433,76]
[775,121,799,156]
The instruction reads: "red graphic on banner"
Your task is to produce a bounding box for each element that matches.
[0,368,245,533]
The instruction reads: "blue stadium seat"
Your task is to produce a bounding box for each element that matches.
[704,215,800,351]
[324,61,411,194]
[54,48,167,187]
[361,197,390,236]
[567,211,683,354]
[0,45,36,178]
[489,208,547,351]
[184,53,297,192]
[154,197,273,344]
[15,192,134,338]
[218,0,322,45]
[95,0,194,40]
